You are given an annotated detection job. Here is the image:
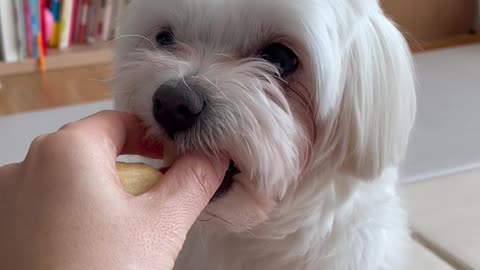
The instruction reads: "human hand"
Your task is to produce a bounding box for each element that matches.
[0,111,228,270]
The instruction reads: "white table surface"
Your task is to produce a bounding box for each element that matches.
[1,44,480,183]
[399,44,480,182]
[0,101,113,165]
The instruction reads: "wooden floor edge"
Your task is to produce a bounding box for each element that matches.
[411,232,474,270]
[410,33,480,53]
[0,46,113,77]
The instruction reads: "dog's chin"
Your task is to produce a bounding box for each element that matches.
[161,141,277,233]
[199,173,277,234]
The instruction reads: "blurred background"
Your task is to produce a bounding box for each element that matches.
[0,1,479,269]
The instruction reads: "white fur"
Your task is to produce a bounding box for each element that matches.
[112,0,417,269]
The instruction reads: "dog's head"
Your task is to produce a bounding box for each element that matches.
[112,0,416,233]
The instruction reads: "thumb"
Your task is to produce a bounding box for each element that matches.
[149,154,228,222]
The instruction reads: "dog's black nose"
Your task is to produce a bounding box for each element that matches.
[152,81,205,138]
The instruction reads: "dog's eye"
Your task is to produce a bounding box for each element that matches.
[155,30,175,47]
[260,43,298,76]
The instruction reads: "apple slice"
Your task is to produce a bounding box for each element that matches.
[116,142,178,196]
[116,162,162,196]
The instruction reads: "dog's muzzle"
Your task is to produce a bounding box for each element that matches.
[152,79,241,200]
[152,79,206,139]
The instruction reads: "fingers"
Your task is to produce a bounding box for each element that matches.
[59,111,163,159]
[0,163,21,191]
[148,154,228,223]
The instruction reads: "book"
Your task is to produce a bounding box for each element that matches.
[86,0,101,43]
[0,0,20,62]
[13,0,28,59]
[96,0,106,40]
[68,0,80,44]
[48,0,61,47]
[28,0,40,58]
[59,0,74,49]
[72,0,82,42]
[77,0,90,43]
[101,0,113,41]
[22,0,33,57]
[39,0,49,55]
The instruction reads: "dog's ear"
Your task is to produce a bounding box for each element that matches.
[317,13,416,180]
[341,13,416,180]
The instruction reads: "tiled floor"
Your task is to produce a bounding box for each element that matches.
[401,170,480,270]
[395,238,454,270]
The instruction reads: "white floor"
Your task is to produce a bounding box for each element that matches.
[0,101,112,165]
[400,44,480,182]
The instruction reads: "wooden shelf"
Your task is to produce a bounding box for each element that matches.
[0,43,113,77]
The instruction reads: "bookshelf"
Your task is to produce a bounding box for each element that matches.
[0,0,129,77]
[0,43,113,77]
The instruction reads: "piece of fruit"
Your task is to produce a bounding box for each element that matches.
[116,162,162,196]
[116,142,177,196]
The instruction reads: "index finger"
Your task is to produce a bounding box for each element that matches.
[60,111,163,159]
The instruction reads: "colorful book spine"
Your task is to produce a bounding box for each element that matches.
[69,0,78,44]
[22,0,33,57]
[0,1,20,62]
[49,0,61,48]
[39,0,48,55]
[78,0,90,43]
[72,0,83,42]
[86,0,100,43]
[59,0,74,49]
[24,0,45,71]
[29,0,39,58]
[13,0,28,59]
[96,0,105,40]
[107,0,119,40]
[101,0,113,41]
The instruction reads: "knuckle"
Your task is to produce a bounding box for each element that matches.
[59,122,75,131]
[184,159,217,197]
[26,131,84,165]
[24,134,53,166]
[30,134,48,149]
[92,110,117,120]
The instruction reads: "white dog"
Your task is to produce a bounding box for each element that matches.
[112,0,416,269]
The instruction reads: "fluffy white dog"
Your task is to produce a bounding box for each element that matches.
[112,0,417,269]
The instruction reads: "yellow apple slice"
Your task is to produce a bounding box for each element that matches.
[116,162,162,196]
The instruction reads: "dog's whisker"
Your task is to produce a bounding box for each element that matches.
[200,76,229,101]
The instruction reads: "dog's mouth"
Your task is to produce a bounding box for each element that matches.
[161,142,241,201]
[213,160,241,200]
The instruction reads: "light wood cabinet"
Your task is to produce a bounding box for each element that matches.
[381,0,476,41]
